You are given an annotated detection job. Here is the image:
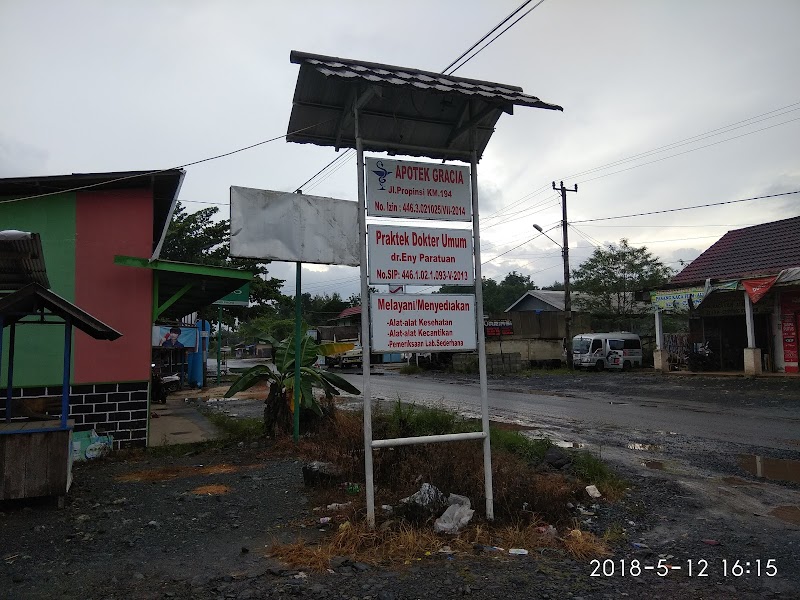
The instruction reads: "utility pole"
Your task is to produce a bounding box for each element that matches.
[552,181,578,369]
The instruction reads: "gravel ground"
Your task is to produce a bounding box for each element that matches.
[2,371,799,599]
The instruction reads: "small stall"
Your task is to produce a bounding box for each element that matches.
[0,281,121,504]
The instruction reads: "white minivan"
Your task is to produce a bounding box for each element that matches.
[572,332,643,371]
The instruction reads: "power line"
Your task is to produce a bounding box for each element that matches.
[446,0,547,75]
[571,190,800,224]
[0,118,335,206]
[576,115,800,185]
[482,100,800,223]
[569,102,800,181]
[441,1,535,74]
[294,151,353,193]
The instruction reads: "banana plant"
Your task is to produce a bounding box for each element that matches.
[225,335,360,435]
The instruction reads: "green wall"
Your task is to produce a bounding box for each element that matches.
[1,193,76,387]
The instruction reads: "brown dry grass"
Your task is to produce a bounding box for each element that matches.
[562,529,611,560]
[250,401,622,570]
[269,519,606,571]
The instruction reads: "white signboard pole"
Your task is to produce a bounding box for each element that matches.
[470,147,494,521]
[355,109,376,528]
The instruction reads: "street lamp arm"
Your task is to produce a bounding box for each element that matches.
[532,224,562,248]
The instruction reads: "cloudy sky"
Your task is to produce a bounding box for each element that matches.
[2,0,798,301]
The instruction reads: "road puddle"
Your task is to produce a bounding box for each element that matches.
[644,460,664,470]
[520,431,585,448]
[770,505,800,525]
[627,443,662,451]
[738,455,800,485]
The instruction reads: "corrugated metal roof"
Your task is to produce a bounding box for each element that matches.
[330,305,361,322]
[0,231,50,290]
[505,290,590,312]
[0,170,184,255]
[287,51,563,161]
[671,216,800,284]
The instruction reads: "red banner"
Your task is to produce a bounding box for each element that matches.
[743,276,777,304]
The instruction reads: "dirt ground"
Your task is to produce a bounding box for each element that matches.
[2,371,799,599]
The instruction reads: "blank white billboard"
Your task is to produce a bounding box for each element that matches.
[230,187,360,266]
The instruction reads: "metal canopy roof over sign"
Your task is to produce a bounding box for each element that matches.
[0,231,50,291]
[287,50,563,161]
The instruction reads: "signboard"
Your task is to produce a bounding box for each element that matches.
[485,319,513,337]
[368,224,474,285]
[230,187,359,266]
[781,291,800,372]
[370,294,476,352]
[152,325,198,350]
[365,157,471,221]
[213,283,251,307]
[651,287,705,312]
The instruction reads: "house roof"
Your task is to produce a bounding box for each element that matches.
[287,51,562,161]
[0,230,50,290]
[0,283,121,340]
[671,216,800,285]
[505,290,591,312]
[330,305,361,322]
[0,170,184,257]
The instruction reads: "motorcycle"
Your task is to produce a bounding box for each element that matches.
[687,342,715,372]
[151,364,181,404]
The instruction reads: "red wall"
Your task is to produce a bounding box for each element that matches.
[74,189,154,383]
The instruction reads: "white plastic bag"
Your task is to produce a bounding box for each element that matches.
[433,494,474,534]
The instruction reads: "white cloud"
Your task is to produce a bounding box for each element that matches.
[1,0,798,300]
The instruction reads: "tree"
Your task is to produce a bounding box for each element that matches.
[541,281,564,291]
[437,270,536,314]
[225,335,359,436]
[160,202,284,322]
[571,239,673,317]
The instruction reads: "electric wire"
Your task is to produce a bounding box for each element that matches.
[440,0,535,74]
[575,116,800,186]
[0,119,336,206]
[571,190,800,224]
[446,0,548,75]
[483,100,800,223]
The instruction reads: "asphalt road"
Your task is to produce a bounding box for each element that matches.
[336,371,800,451]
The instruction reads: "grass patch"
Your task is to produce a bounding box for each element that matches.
[490,428,551,462]
[399,364,423,375]
[602,522,628,545]
[571,450,627,500]
[204,411,263,440]
[258,399,623,569]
